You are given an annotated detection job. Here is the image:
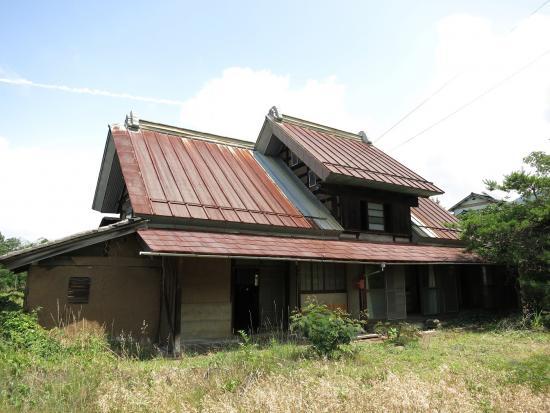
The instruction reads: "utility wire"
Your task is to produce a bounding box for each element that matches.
[390,47,550,151]
[374,74,460,143]
[374,0,550,143]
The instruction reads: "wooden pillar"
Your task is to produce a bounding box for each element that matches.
[159,257,182,356]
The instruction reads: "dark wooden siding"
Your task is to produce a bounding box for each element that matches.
[278,144,416,238]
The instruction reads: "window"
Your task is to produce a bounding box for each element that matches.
[367,202,385,231]
[67,277,91,304]
[289,151,299,167]
[359,201,386,232]
[308,170,318,187]
[300,262,346,292]
[367,272,385,289]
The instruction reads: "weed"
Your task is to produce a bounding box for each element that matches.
[374,322,422,346]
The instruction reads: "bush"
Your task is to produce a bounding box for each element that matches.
[290,303,363,357]
[374,322,421,346]
[0,309,61,357]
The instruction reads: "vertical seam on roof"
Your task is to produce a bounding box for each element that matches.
[286,124,334,164]
[290,123,436,190]
[195,142,257,225]
[151,131,185,203]
[185,139,232,209]
[140,130,173,215]
[194,140,247,211]
[129,130,164,213]
[209,145,263,216]
[293,126,335,163]
[231,150,287,226]
[222,150,275,217]
[171,137,217,217]
[161,133,201,205]
[152,131,191,217]
[307,127,375,173]
[282,124,333,165]
[114,130,152,215]
[370,146,425,182]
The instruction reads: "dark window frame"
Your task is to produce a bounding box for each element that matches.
[359,200,386,232]
[307,170,318,188]
[67,276,91,304]
[289,151,299,167]
[300,262,346,293]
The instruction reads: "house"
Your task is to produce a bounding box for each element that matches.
[449,192,498,215]
[0,108,518,351]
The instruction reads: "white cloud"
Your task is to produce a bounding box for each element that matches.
[3,13,550,242]
[0,76,185,105]
[176,14,550,209]
[0,137,102,241]
[376,13,550,207]
[179,67,368,140]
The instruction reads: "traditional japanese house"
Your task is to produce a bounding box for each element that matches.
[0,108,517,350]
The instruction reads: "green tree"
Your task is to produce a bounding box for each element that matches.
[458,151,550,313]
[0,232,26,293]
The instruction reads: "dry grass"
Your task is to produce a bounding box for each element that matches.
[1,327,549,412]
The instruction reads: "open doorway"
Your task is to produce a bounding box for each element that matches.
[233,267,260,333]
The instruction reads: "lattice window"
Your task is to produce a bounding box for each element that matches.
[67,277,91,304]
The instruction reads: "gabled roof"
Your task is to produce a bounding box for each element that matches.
[449,192,498,212]
[93,119,342,232]
[411,197,459,240]
[0,219,147,271]
[256,111,443,197]
[138,228,479,264]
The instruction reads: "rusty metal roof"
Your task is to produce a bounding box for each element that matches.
[0,219,147,272]
[258,114,443,196]
[110,124,315,230]
[138,228,479,263]
[411,197,460,240]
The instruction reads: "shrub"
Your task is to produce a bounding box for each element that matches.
[0,309,61,357]
[290,303,363,357]
[374,322,421,346]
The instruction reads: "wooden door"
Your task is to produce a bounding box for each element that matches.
[385,266,407,320]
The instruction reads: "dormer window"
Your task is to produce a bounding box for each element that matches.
[289,151,299,167]
[308,170,318,188]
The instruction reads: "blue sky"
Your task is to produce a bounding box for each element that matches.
[1,1,549,240]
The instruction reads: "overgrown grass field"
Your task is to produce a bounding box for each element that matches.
[1,315,549,412]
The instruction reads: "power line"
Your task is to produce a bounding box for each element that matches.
[390,47,550,151]
[373,74,460,143]
[374,0,550,143]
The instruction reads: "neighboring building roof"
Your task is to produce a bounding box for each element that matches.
[98,120,320,231]
[0,219,147,271]
[138,229,479,264]
[256,111,443,197]
[411,197,460,240]
[449,192,498,214]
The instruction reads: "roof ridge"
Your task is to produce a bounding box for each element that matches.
[278,114,364,142]
[124,118,256,149]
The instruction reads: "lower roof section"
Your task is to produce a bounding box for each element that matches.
[138,229,480,264]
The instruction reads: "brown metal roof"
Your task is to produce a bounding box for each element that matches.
[411,197,460,240]
[111,124,314,229]
[269,115,443,196]
[138,229,479,263]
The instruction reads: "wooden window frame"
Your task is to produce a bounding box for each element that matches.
[289,151,300,167]
[307,170,319,188]
[300,263,346,293]
[67,276,91,304]
[359,200,386,232]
